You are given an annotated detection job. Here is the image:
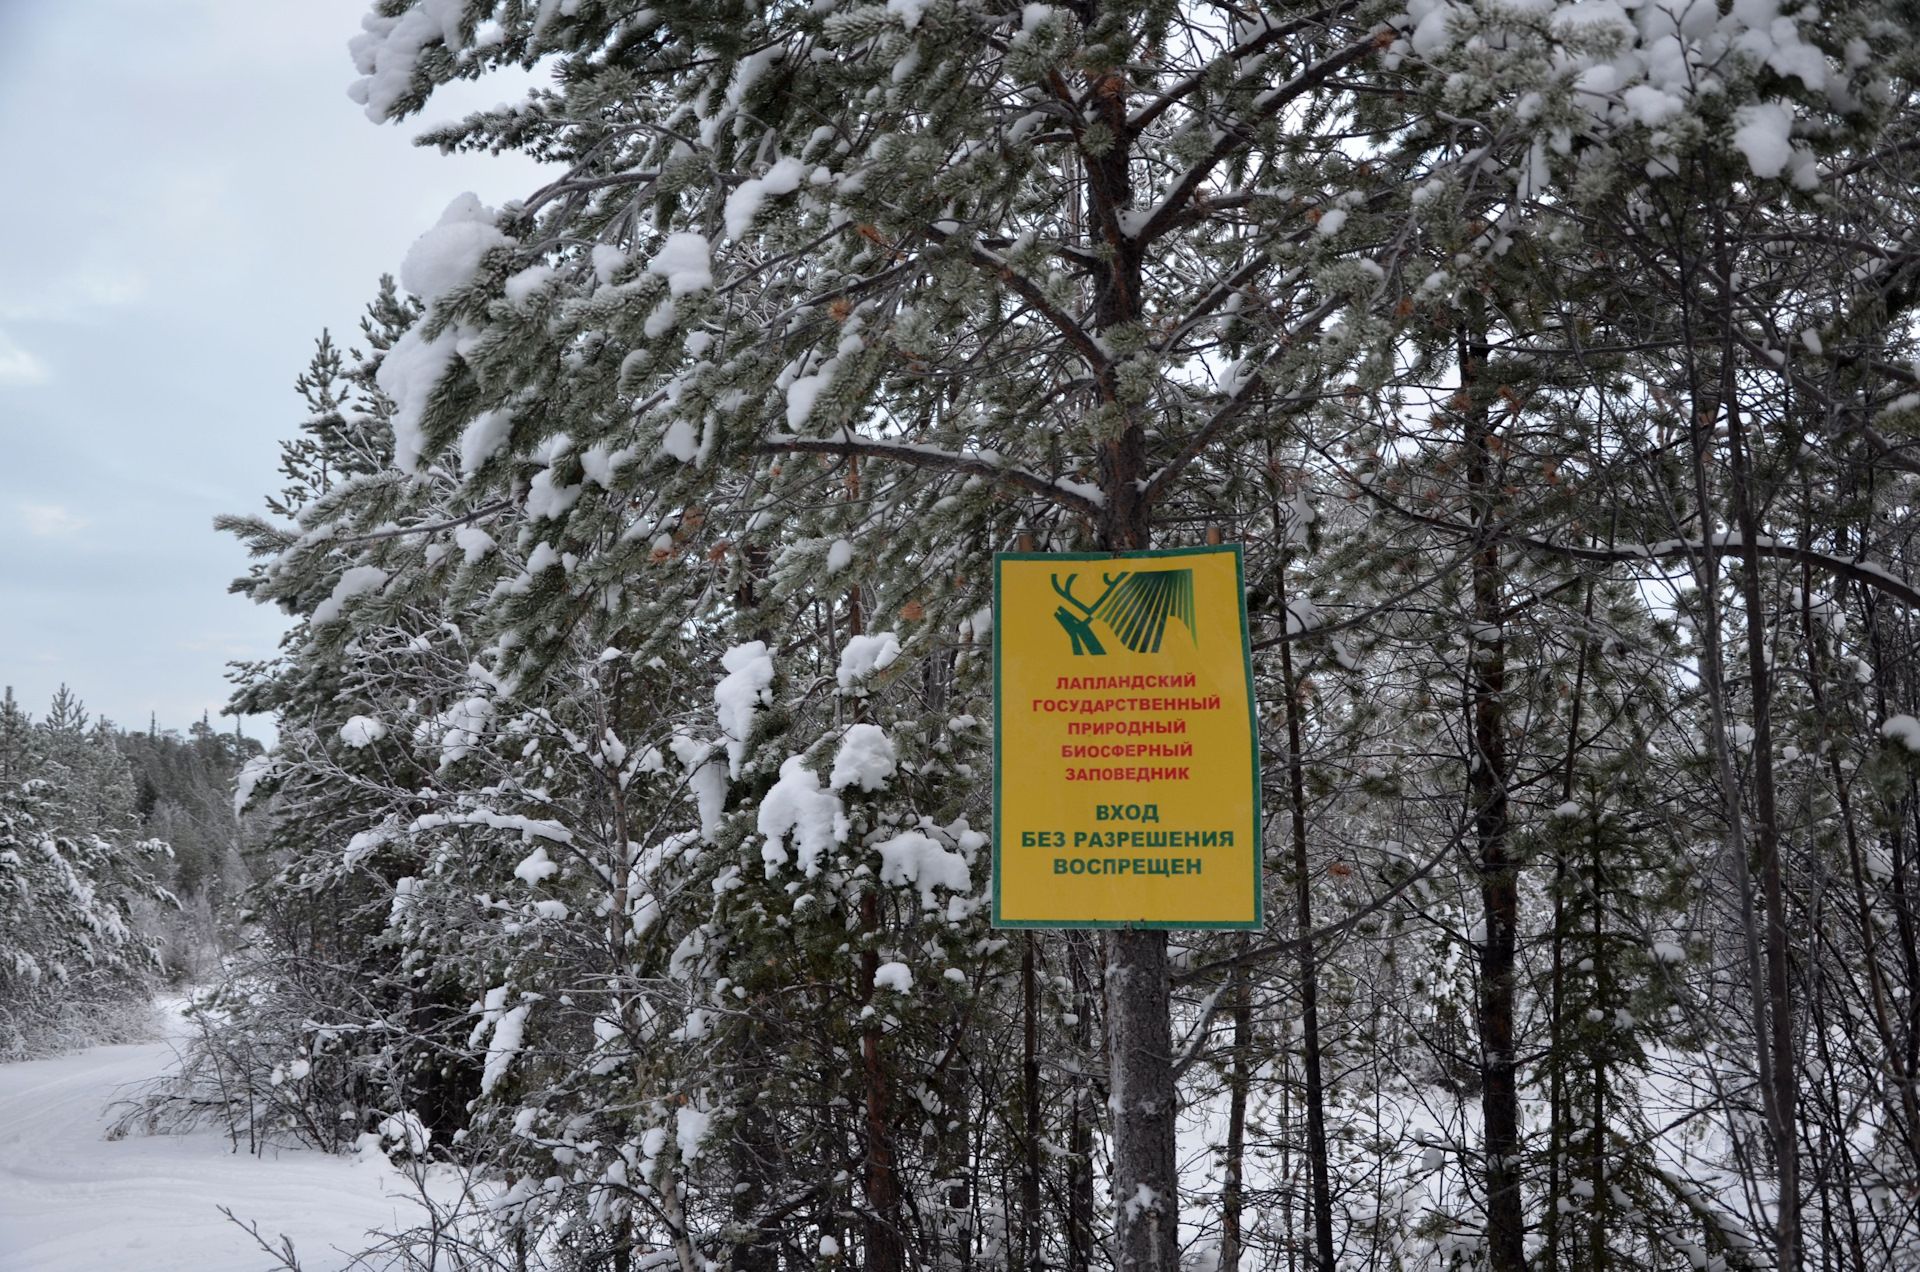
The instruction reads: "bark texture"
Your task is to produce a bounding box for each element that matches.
[1462,324,1525,1272]
[1105,929,1179,1272]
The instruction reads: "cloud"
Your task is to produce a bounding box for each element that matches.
[0,265,147,325]
[0,330,49,386]
[18,503,86,537]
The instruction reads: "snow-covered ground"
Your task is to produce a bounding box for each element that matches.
[0,1005,409,1271]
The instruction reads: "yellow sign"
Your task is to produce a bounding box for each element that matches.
[992,545,1262,929]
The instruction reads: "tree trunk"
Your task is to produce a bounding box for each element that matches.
[1023,932,1042,1272]
[660,1170,703,1272]
[861,891,903,1272]
[1546,579,1593,1269]
[1722,393,1800,1269]
[1588,859,1607,1272]
[1106,929,1179,1272]
[1276,572,1334,1272]
[1219,954,1251,1272]
[1081,39,1174,1272]
[1461,323,1525,1272]
[729,1102,779,1272]
[1068,934,1096,1272]
[1680,363,1779,1261]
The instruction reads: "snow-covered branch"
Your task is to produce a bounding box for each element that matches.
[757,428,1105,518]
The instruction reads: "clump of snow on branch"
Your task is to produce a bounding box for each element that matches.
[514,846,559,885]
[526,468,583,521]
[377,195,510,472]
[346,0,468,122]
[338,715,386,749]
[399,194,507,301]
[830,723,897,792]
[724,158,808,242]
[472,987,529,1095]
[876,830,973,910]
[502,265,553,303]
[377,1110,431,1156]
[418,694,494,767]
[461,409,514,475]
[378,322,460,474]
[758,757,848,878]
[676,1103,712,1161]
[959,606,993,642]
[233,754,275,816]
[670,733,728,842]
[387,874,418,923]
[590,244,626,285]
[455,526,496,563]
[1732,102,1816,187]
[837,632,901,689]
[312,566,389,626]
[715,642,775,777]
[785,360,839,430]
[646,233,714,295]
[1882,714,1920,752]
[345,825,393,868]
[886,0,932,29]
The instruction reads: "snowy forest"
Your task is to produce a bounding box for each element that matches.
[0,686,264,1058]
[19,0,1920,1267]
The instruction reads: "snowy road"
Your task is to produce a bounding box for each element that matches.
[0,1013,409,1271]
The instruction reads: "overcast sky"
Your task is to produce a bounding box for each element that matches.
[0,0,544,739]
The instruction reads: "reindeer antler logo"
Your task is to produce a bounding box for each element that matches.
[1051,569,1196,656]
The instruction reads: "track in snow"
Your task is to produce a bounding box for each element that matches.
[0,1008,410,1271]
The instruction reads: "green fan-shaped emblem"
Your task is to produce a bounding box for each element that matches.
[1051,569,1196,655]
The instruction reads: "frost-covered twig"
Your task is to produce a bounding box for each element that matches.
[219,1206,305,1272]
[332,500,514,546]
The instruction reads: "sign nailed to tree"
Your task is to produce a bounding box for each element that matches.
[993,545,1262,929]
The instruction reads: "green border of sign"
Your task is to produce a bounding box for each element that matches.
[991,543,1264,931]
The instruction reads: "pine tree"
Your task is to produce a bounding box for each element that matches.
[199,0,1920,1267]
[0,689,170,1059]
